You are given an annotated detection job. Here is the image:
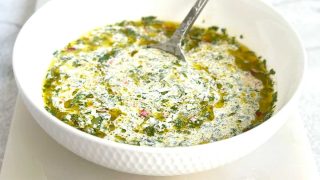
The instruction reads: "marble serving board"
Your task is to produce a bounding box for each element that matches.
[0,96,318,180]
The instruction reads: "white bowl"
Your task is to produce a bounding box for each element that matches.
[13,0,306,176]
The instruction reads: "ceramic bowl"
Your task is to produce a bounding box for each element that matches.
[13,0,305,176]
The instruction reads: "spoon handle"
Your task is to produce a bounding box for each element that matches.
[147,0,209,61]
[171,0,209,42]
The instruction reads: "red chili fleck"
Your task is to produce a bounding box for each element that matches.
[139,109,149,117]
[107,59,114,65]
[250,70,257,76]
[67,47,76,51]
[255,111,262,117]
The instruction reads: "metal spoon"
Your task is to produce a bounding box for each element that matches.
[148,0,209,61]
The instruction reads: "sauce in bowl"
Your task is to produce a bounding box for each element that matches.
[43,16,276,147]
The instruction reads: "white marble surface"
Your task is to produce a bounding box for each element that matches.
[0,0,37,169]
[0,0,319,173]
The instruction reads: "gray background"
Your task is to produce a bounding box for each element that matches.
[0,0,319,173]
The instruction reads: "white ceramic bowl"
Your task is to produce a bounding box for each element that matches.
[13,0,305,176]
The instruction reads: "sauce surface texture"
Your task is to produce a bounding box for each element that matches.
[43,17,277,147]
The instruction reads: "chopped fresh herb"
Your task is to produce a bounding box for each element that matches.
[53,50,59,56]
[170,105,178,111]
[182,72,187,78]
[72,93,86,105]
[92,116,102,125]
[109,108,123,121]
[209,26,219,31]
[144,126,155,136]
[109,124,115,131]
[115,135,126,141]
[208,96,215,101]
[72,60,81,67]
[217,83,222,89]
[269,69,276,75]
[86,94,94,98]
[216,55,223,60]
[130,50,138,57]
[117,20,127,26]
[272,92,278,102]
[221,28,227,34]
[161,99,169,103]
[160,91,169,95]
[141,16,157,25]
[174,119,187,130]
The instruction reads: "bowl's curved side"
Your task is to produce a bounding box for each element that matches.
[13,0,306,176]
[19,90,297,176]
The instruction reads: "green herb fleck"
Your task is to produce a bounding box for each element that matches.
[144,126,155,136]
[221,28,227,34]
[269,69,276,75]
[141,16,157,25]
[160,91,169,95]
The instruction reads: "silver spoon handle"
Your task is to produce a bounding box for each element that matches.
[171,0,209,42]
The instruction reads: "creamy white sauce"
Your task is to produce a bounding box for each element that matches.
[43,19,274,147]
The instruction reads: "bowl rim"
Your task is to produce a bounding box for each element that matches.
[13,0,307,153]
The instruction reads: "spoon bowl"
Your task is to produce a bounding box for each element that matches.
[148,0,209,61]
